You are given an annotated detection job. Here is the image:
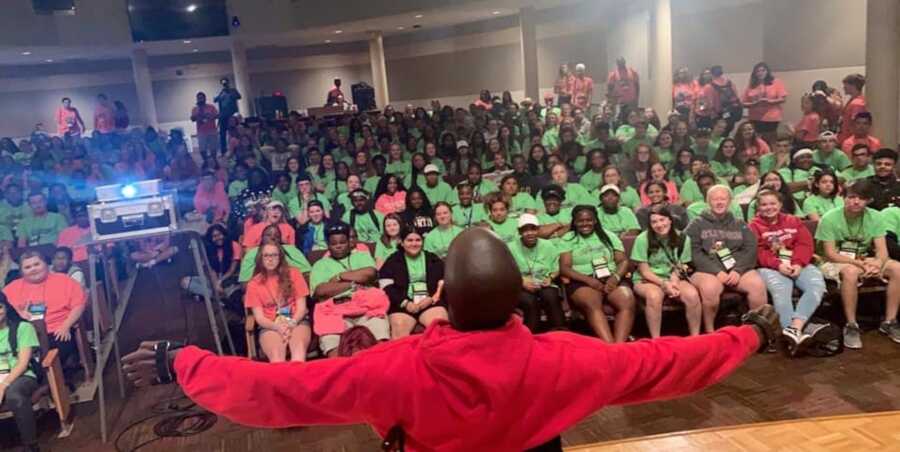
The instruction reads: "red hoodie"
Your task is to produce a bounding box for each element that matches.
[175,317,759,451]
[749,212,814,270]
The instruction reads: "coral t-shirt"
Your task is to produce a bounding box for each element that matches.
[56,225,91,263]
[244,267,309,321]
[742,79,788,122]
[3,273,87,334]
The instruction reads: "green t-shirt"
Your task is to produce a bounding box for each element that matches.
[538,208,572,226]
[309,251,377,294]
[228,180,248,198]
[403,173,427,190]
[541,127,560,150]
[561,183,595,209]
[324,180,348,202]
[363,176,381,195]
[287,195,332,219]
[803,195,843,219]
[405,253,427,298]
[421,181,454,206]
[629,232,692,283]
[578,135,604,152]
[0,225,12,243]
[0,201,31,235]
[488,217,519,245]
[341,210,384,243]
[453,203,487,228]
[449,180,500,205]
[0,322,39,378]
[710,160,740,179]
[424,225,463,258]
[881,206,900,235]
[758,153,790,175]
[386,161,410,178]
[559,229,624,276]
[691,143,717,159]
[335,192,353,213]
[270,187,295,207]
[813,149,851,171]
[597,207,640,234]
[18,212,67,246]
[655,147,674,167]
[591,186,640,211]
[509,238,560,282]
[839,165,874,182]
[238,245,311,282]
[375,239,399,263]
[579,170,605,191]
[679,179,703,205]
[622,136,653,158]
[815,207,886,258]
[778,167,814,202]
[508,192,538,218]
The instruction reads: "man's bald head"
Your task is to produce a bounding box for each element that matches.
[444,228,521,331]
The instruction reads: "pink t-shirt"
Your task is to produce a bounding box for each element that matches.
[672,83,696,111]
[742,137,772,160]
[571,76,594,104]
[193,181,230,222]
[639,180,680,206]
[841,135,883,157]
[694,84,720,118]
[838,95,867,144]
[56,225,91,263]
[742,78,788,122]
[794,112,821,144]
[375,191,406,215]
[607,68,638,105]
[3,273,87,334]
[94,103,115,134]
[192,104,219,136]
[55,107,81,135]
[242,222,296,248]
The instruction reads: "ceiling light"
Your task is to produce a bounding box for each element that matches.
[186,4,197,12]
[21,51,31,56]
[45,59,53,63]
[492,10,501,15]
[192,48,199,52]
[414,14,423,18]
[396,26,404,30]
[334,30,343,34]
[325,39,332,43]
[183,40,192,44]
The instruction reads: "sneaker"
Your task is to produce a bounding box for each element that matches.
[843,323,863,349]
[783,326,812,356]
[878,319,900,344]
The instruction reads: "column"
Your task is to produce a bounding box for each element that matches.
[519,6,539,102]
[865,0,899,147]
[650,0,673,119]
[368,31,390,108]
[230,39,253,116]
[130,48,158,128]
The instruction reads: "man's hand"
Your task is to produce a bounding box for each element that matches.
[604,275,620,294]
[53,328,72,342]
[724,271,740,286]
[122,341,170,388]
[523,279,541,293]
[741,305,780,353]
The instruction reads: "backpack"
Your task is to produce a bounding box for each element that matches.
[801,319,843,357]
[8,321,45,384]
[714,80,741,111]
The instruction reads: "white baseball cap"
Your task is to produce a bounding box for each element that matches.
[793,148,814,160]
[599,184,620,195]
[424,164,440,174]
[517,213,540,229]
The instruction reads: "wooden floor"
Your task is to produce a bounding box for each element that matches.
[570,411,900,451]
[2,237,900,451]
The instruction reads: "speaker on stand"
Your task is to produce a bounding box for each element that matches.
[352,82,376,111]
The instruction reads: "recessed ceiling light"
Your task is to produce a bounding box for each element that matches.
[192,48,199,52]
[325,39,332,43]
[21,51,31,56]
[396,26,404,30]
[492,10,501,15]
[186,4,197,12]
[334,30,343,34]
[183,40,192,44]
[414,14,423,18]
[45,59,53,62]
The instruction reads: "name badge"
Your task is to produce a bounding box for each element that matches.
[716,248,736,271]
[839,241,859,259]
[592,257,611,279]
[0,358,10,374]
[277,305,291,318]
[27,302,47,321]
[412,282,428,304]
[778,249,793,266]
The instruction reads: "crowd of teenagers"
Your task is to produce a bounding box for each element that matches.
[0,59,898,450]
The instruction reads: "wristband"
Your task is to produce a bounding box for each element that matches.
[154,340,185,384]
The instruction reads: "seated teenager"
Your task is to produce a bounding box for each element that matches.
[686,171,743,221]
[866,147,900,210]
[510,214,564,332]
[686,185,767,333]
[559,205,636,343]
[55,204,91,264]
[839,144,874,182]
[749,190,826,350]
[298,200,328,254]
[193,170,230,223]
[499,175,538,219]
[3,250,86,380]
[242,200,296,248]
[601,165,641,211]
[746,171,802,219]
[269,173,295,207]
[51,247,86,289]
[181,224,241,300]
[451,182,487,228]
[309,222,389,357]
[779,148,817,203]
[130,235,179,268]
[400,187,435,236]
[536,184,571,245]
[374,175,407,215]
[378,227,448,339]
[815,180,900,348]
[424,202,463,259]
[596,184,641,235]
[341,189,384,243]
[239,224,310,283]
[244,241,311,362]
[733,163,761,206]
[631,205,701,337]
[374,214,403,269]
[813,130,850,171]
[289,174,332,223]
[548,163,592,209]
[453,162,499,205]
[639,162,680,206]
[482,192,518,245]
[0,294,41,452]
[636,181,689,231]
[420,164,453,206]
[334,174,363,215]
[17,192,68,248]
[803,169,843,221]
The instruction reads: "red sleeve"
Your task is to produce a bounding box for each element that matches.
[243,279,263,309]
[791,217,814,266]
[749,221,781,270]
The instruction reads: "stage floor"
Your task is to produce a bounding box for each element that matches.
[3,242,900,451]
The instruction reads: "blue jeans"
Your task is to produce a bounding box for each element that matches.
[758,265,826,328]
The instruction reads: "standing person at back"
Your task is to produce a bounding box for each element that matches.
[838,74,867,144]
[214,77,242,154]
[571,63,594,111]
[709,65,742,135]
[54,97,85,137]
[742,62,788,144]
[191,92,219,157]
[607,57,639,121]
[93,93,115,137]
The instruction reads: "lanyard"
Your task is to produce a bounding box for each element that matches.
[847,214,865,241]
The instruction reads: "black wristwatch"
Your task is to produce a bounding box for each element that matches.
[740,311,773,353]
[154,340,185,384]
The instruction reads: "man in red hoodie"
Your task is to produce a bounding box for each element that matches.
[749,189,825,352]
[123,228,779,451]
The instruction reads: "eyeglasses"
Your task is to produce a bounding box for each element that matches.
[262,253,280,259]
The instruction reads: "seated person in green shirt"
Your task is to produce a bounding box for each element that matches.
[599,165,641,211]
[385,143,410,180]
[813,130,850,171]
[451,182,487,228]
[424,202,463,259]
[17,192,67,248]
[814,180,900,348]
[334,174,363,215]
[341,189,384,244]
[622,121,654,159]
[374,213,403,269]
[299,201,328,254]
[0,297,41,452]
[745,171,802,220]
[510,214,564,332]
[420,164,453,206]
[558,205,635,343]
[536,184,571,243]
[690,127,717,160]
[680,155,725,206]
[270,173,296,207]
[596,185,640,235]
[803,169,843,221]
[548,163,593,210]
[499,175,537,219]
[579,150,608,191]
[710,138,743,182]
[779,148,817,203]
[758,134,793,175]
[839,144,874,183]
[686,171,744,221]
[239,224,311,282]
[0,183,31,238]
[482,192,519,246]
[290,175,332,222]
[309,222,389,357]
[363,155,388,195]
[631,205,700,338]
[378,226,448,339]
[227,163,249,199]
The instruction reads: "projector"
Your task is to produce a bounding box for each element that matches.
[88,179,178,243]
